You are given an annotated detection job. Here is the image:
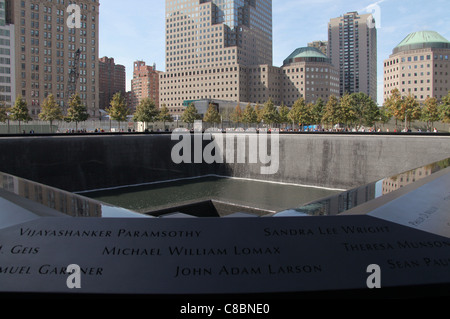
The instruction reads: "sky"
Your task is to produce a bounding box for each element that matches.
[98,0,450,104]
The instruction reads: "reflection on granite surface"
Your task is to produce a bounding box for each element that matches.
[0,172,150,218]
[1,157,449,219]
[274,158,450,217]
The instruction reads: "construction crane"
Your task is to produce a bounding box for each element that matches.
[65,48,81,114]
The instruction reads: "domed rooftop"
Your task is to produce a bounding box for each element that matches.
[393,31,450,54]
[283,47,330,65]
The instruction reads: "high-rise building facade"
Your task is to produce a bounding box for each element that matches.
[328,11,377,102]
[0,0,6,25]
[0,0,14,107]
[383,31,450,103]
[131,61,161,110]
[308,41,328,56]
[161,0,342,114]
[160,0,272,113]
[281,47,340,106]
[7,0,100,119]
[99,56,126,110]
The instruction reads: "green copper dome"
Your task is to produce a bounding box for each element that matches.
[283,47,330,65]
[393,31,450,54]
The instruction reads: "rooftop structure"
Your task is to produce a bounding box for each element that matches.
[384,30,450,102]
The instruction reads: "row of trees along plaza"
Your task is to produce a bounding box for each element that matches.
[1,90,450,133]
[199,90,450,132]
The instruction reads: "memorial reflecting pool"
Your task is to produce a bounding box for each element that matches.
[82,176,343,214]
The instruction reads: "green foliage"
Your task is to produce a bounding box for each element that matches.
[261,98,279,126]
[378,105,392,125]
[107,92,130,124]
[277,103,290,125]
[181,103,201,124]
[0,102,8,123]
[401,93,421,129]
[288,98,307,128]
[242,103,258,125]
[10,95,32,123]
[322,95,340,126]
[350,92,380,128]
[230,105,243,124]
[421,97,440,129]
[439,92,450,124]
[39,94,63,125]
[133,98,158,124]
[336,93,357,128]
[157,104,174,123]
[203,104,221,124]
[384,88,403,126]
[254,104,263,124]
[65,94,89,129]
[311,98,325,125]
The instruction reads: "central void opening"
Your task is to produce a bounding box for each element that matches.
[82,176,342,218]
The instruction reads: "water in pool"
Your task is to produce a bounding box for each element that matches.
[82,176,342,214]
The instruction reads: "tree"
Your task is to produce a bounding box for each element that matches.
[322,95,340,129]
[230,104,243,126]
[337,93,357,129]
[220,107,233,125]
[384,88,403,129]
[242,103,258,126]
[133,98,159,128]
[203,104,221,127]
[303,103,315,130]
[39,94,63,133]
[277,103,290,127]
[288,98,310,131]
[181,103,201,127]
[378,105,392,129]
[440,92,450,126]
[350,92,380,130]
[65,94,89,131]
[254,104,263,125]
[311,98,325,127]
[261,98,279,127]
[401,93,421,130]
[0,102,8,123]
[10,95,32,132]
[421,97,440,131]
[157,104,174,131]
[107,92,130,130]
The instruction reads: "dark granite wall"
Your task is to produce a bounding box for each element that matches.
[226,134,450,190]
[0,135,226,192]
[0,134,449,192]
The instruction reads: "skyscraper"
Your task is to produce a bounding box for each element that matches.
[7,0,100,119]
[99,57,126,110]
[160,0,272,113]
[131,61,161,110]
[0,0,14,107]
[328,12,377,102]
